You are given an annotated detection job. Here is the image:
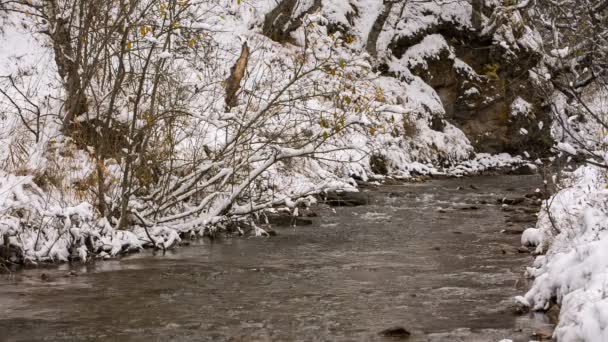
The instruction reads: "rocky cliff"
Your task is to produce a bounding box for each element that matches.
[262,0,553,157]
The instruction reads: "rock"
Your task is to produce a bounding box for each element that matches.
[517,247,531,253]
[370,154,390,175]
[321,191,369,207]
[264,214,313,227]
[546,304,560,324]
[470,184,479,190]
[388,192,405,198]
[499,245,519,254]
[512,298,531,315]
[506,215,537,223]
[502,228,525,235]
[379,326,411,338]
[498,197,526,205]
[262,0,322,43]
[510,164,537,175]
[456,205,480,211]
[522,207,539,214]
[525,191,545,200]
[532,330,553,340]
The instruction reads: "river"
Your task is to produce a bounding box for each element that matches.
[0,174,554,341]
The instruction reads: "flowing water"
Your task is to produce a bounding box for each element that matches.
[0,175,554,341]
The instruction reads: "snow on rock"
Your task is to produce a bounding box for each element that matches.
[510,97,532,117]
[393,34,453,70]
[521,228,543,247]
[375,0,471,60]
[446,153,531,176]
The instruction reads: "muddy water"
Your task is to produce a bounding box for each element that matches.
[0,175,554,342]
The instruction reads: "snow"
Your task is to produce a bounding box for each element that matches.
[521,228,543,247]
[448,153,531,175]
[394,34,453,70]
[375,0,471,60]
[158,51,173,59]
[517,165,608,341]
[557,142,577,155]
[510,97,532,117]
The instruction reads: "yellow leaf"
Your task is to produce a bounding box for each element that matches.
[126,41,132,50]
[320,118,328,128]
[375,88,385,102]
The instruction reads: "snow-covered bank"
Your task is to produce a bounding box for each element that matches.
[0,0,545,267]
[516,165,608,341]
[0,151,534,266]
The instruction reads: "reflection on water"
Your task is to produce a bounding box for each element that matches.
[0,175,553,341]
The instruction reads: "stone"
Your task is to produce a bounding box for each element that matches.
[502,228,525,235]
[379,326,411,338]
[370,154,390,175]
[320,191,369,207]
[264,214,313,227]
[510,164,537,175]
[506,215,537,223]
[498,197,525,205]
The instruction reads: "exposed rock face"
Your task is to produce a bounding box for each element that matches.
[262,0,554,157]
[404,32,552,156]
[262,0,322,43]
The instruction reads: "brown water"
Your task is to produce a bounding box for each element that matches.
[0,175,554,342]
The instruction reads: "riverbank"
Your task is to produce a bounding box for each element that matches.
[516,165,608,341]
[0,153,536,272]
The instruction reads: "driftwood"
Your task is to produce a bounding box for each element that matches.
[225,42,250,111]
